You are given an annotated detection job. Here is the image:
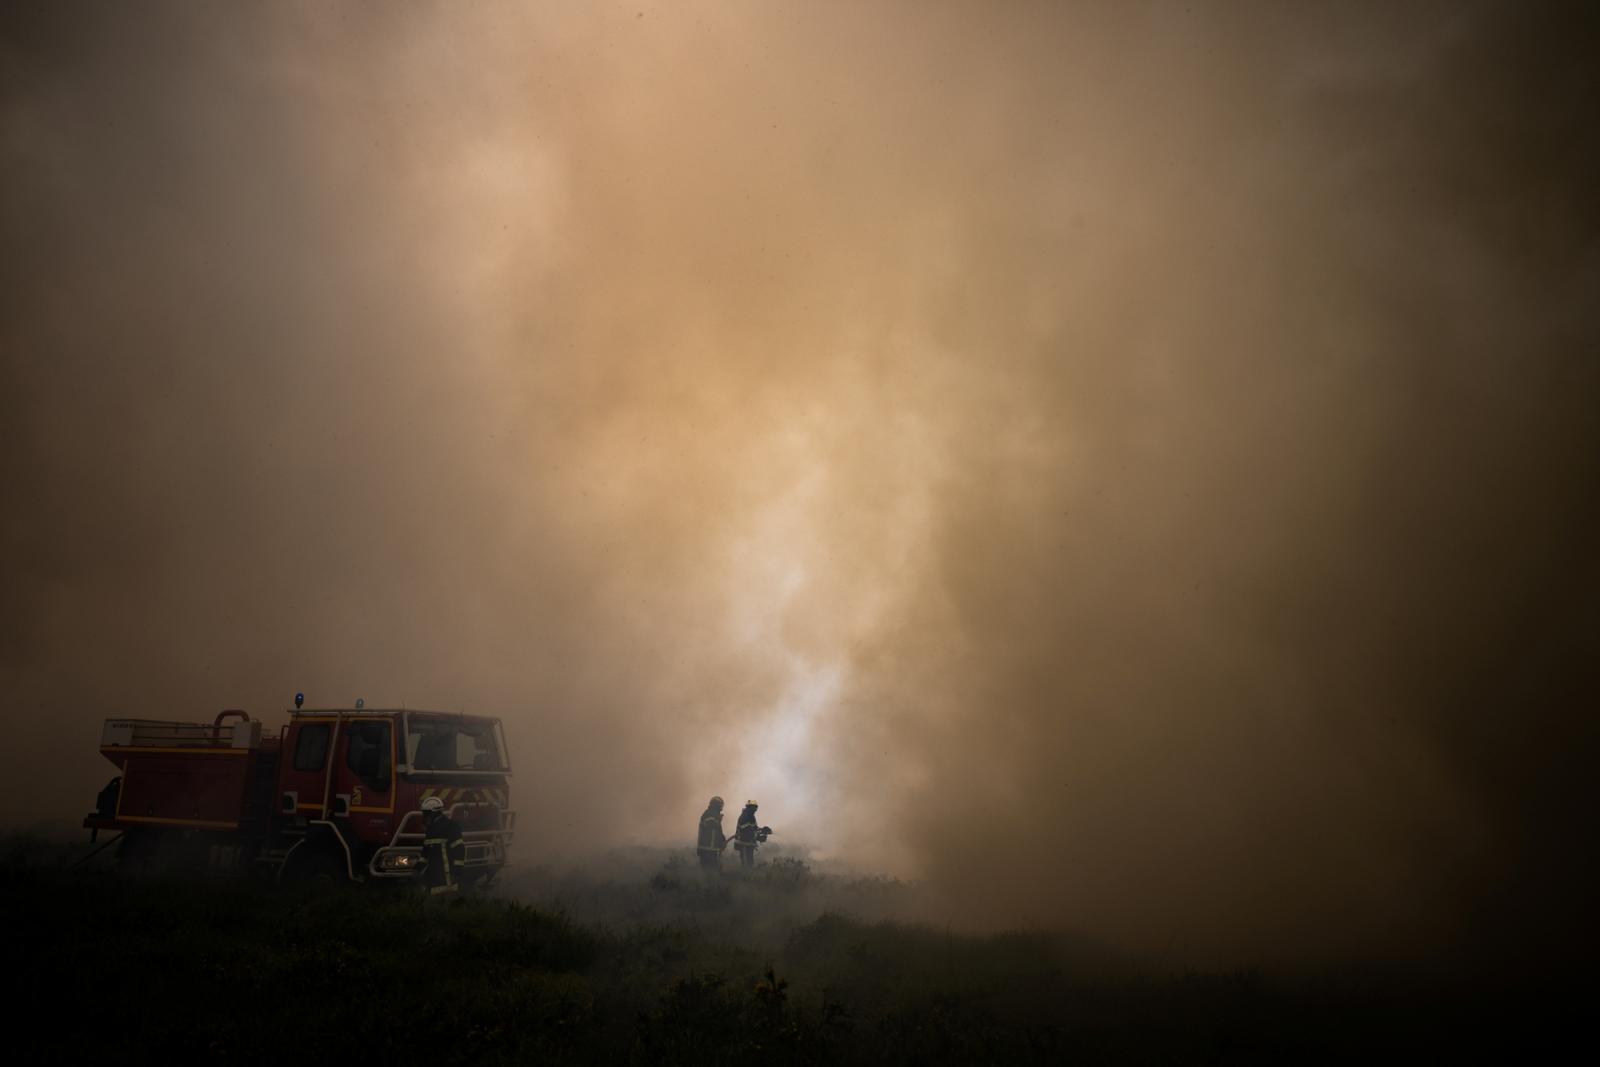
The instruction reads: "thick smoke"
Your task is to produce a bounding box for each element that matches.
[3,2,1596,968]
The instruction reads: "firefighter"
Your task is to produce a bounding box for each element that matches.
[419,796,466,895]
[733,800,773,868]
[696,795,728,874]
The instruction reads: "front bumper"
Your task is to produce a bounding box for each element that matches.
[368,806,516,880]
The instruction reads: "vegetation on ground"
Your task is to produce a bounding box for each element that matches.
[1,834,1570,1064]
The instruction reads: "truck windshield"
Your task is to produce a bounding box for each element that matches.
[406,716,507,772]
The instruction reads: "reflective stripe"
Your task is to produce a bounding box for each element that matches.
[422,830,461,888]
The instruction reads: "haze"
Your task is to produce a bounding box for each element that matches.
[3,1,1596,968]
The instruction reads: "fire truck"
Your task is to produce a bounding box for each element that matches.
[82,705,515,886]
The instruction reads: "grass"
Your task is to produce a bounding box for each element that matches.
[1,835,1575,1064]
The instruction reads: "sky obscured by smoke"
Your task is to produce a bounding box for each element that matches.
[3,1,1596,967]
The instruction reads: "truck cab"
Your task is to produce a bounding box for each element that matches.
[277,709,515,885]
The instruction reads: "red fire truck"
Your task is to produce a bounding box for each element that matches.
[82,706,515,886]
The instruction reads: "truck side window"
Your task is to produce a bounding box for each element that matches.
[345,722,390,780]
[293,725,330,771]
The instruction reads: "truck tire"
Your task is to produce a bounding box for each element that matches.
[280,842,346,885]
[116,828,163,872]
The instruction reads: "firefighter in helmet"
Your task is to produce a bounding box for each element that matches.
[696,795,728,874]
[419,796,466,895]
[733,800,773,868]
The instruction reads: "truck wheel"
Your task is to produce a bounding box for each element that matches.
[116,828,163,873]
[280,845,346,885]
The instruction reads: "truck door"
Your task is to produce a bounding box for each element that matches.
[279,718,340,818]
[329,718,396,844]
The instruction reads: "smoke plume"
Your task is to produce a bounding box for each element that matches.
[3,1,1596,967]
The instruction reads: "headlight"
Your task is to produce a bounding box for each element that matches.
[379,852,420,870]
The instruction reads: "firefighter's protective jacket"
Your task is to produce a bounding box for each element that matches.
[696,806,726,855]
[422,813,466,894]
[734,809,761,850]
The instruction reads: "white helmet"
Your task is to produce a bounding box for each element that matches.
[420,796,445,815]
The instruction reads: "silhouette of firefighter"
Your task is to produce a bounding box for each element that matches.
[419,796,466,894]
[733,800,774,868]
[696,795,728,873]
